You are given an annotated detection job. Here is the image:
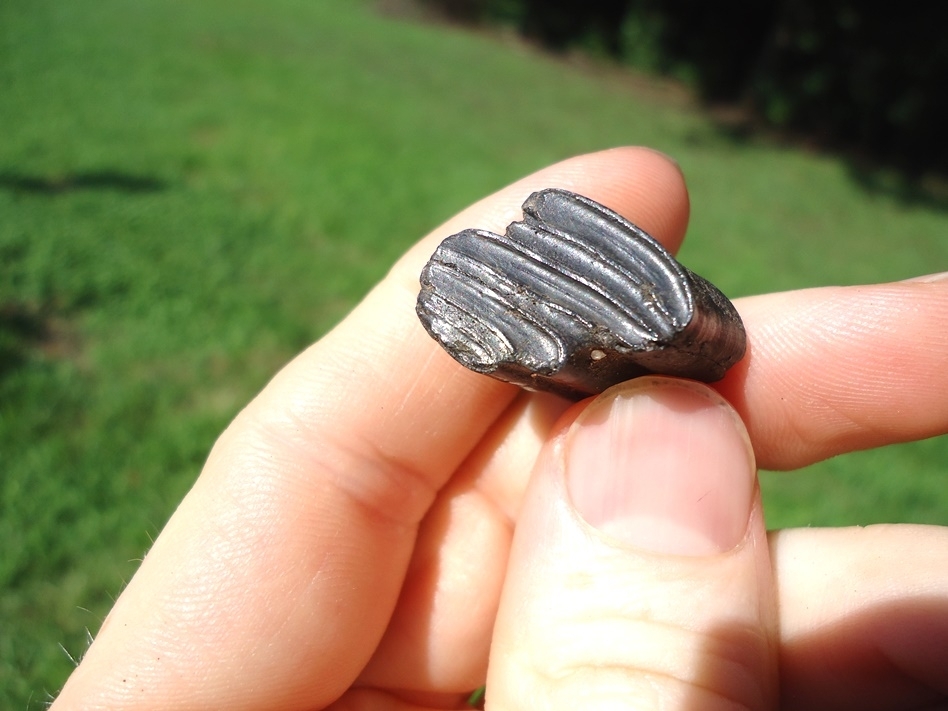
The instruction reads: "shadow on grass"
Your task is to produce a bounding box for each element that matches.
[696,109,948,212]
[0,302,75,379]
[0,170,168,195]
[843,161,948,212]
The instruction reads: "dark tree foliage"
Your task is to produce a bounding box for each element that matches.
[422,0,948,175]
[750,1,948,175]
[417,0,486,22]
[623,0,778,102]
[517,0,631,56]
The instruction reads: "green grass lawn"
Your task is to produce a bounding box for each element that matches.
[1,0,946,705]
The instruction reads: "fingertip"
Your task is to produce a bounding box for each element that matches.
[393,146,691,283]
[590,146,691,252]
[532,145,691,253]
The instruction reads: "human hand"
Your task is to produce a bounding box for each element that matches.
[51,148,948,710]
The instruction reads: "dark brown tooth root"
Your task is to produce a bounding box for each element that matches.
[416,188,746,400]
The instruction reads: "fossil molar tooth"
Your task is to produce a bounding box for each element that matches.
[416,188,746,400]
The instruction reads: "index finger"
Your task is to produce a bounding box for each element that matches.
[250,146,690,529]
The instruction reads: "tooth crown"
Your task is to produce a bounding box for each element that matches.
[416,188,746,399]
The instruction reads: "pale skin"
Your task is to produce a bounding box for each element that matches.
[51,148,948,710]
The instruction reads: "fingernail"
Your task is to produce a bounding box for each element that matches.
[902,271,948,283]
[564,376,755,556]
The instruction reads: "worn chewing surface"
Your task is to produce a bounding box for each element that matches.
[416,188,746,399]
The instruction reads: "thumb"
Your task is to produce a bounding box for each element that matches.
[486,376,778,710]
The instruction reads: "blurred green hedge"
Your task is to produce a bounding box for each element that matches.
[422,0,948,176]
